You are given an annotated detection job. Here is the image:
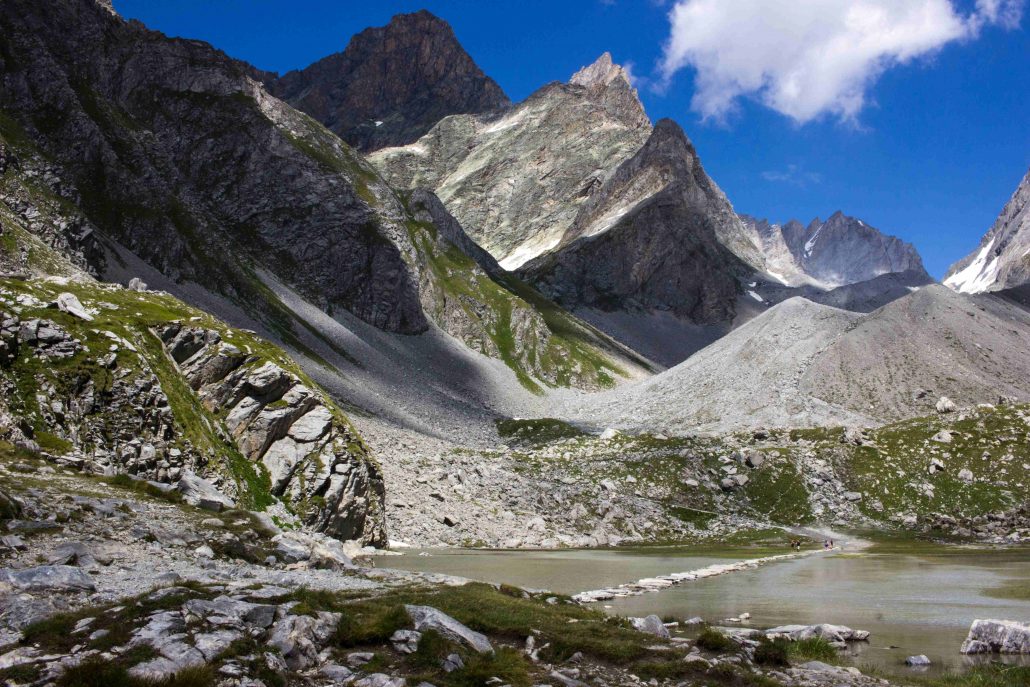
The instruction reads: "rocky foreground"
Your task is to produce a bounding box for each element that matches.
[1,446,1028,687]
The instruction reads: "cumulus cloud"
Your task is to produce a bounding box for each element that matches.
[658,0,1025,123]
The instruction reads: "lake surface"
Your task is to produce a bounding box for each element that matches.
[384,543,1030,678]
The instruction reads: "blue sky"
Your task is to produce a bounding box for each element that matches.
[114,0,1029,278]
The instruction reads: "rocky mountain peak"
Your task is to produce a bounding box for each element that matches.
[570,52,623,88]
[945,167,1030,294]
[270,9,509,151]
[567,53,650,130]
[745,211,929,289]
[93,0,117,15]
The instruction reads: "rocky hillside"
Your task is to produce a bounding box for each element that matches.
[741,213,930,289]
[945,167,1030,293]
[371,52,653,270]
[0,0,643,393]
[270,10,509,152]
[0,275,387,545]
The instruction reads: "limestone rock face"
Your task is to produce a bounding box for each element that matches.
[740,212,930,289]
[518,120,751,324]
[270,10,509,152]
[159,324,387,546]
[946,167,1030,293]
[371,53,652,270]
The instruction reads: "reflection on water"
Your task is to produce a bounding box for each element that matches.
[385,546,1030,678]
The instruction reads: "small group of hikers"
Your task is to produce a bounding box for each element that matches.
[788,538,837,551]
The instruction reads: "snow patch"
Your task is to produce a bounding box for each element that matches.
[803,224,824,257]
[944,238,999,294]
[747,290,764,303]
[374,120,384,127]
[499,233,564,271]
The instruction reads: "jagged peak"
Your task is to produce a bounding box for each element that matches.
[570,52,632,89]
[93,0,118,17]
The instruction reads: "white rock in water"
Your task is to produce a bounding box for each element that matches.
[905,655,931,666]
[960,619,1030,654]
[55,292,93,321]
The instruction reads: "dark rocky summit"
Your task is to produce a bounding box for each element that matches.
[270,10,510,152]
[0,0,428,335]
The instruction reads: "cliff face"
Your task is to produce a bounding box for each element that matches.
[946,168,1030,293]
[517,120,751,324]
[371,53,653,270]
[271,10,509,152]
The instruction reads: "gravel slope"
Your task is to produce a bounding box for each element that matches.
[563,285,1030,434]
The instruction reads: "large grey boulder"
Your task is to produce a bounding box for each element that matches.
[0,565,96,592]
[629,615,670,639]
[960,619,1030,654]
[268,611,342,669]
[175,471,235,512]
[405,605,493,654]
[182,596,277,629]
[54,292,92,321]
[766,624,869,643]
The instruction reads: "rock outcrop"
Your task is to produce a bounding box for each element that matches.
[371,53,652,270]
[158,324,386,544]
[945,167,1030,293]
[0,278,386,546]
[270,10,509,152]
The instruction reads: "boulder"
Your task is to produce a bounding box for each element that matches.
[629,615,670,638]
[268,611,342,669]
[766,624,869,643]
[55,292,92,321]
[175,471,234,512]
[391,629,421,654]
[405,605,493,654]
[931,430,952,444]
[353,675,406,687]
[958,468,975,483]
[960,619,1030,654]
[183,596,277,629]
[843,491,863,502]
[0,565,96,592]
[935,397,956,414]
[128,277,149,292]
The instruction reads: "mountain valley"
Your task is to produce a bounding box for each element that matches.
[0,2,1027,687]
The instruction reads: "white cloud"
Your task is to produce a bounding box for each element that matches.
[761,164,822,187]
[658,0,1025,123]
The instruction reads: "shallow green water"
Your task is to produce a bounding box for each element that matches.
[384,544,1030,678]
